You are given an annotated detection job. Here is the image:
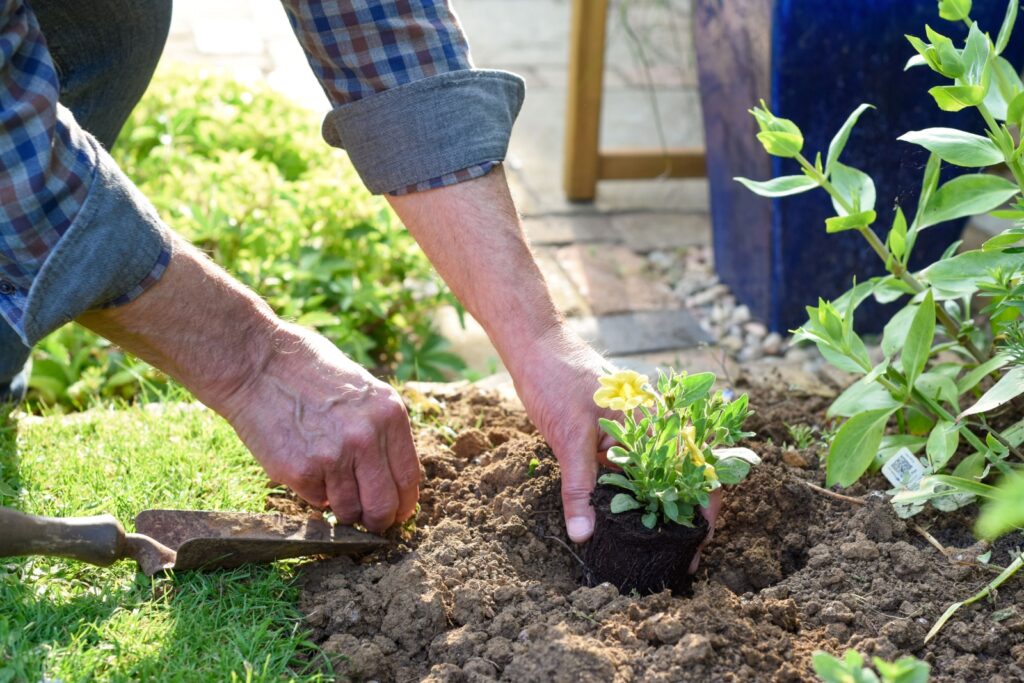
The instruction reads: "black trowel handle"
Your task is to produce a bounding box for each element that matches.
[0,506,130,567]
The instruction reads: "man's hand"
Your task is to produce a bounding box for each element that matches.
[79,238,419,532]
[218,326,419,532]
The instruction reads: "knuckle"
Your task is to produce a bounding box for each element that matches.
[342,425,377,453]
[375,393,409,424]
[361,500,397,529]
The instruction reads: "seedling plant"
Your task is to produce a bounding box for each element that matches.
[593,370,759,528]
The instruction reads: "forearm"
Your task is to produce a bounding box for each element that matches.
[387,166,564,372]
[77,236,279,409]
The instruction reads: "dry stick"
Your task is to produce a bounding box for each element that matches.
[912,523,951,557]
[803,480,867,506]
[545,535,586,567]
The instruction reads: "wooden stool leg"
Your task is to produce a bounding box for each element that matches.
[563,0,608,202]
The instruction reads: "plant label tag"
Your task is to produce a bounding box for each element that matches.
[881,448,926,489]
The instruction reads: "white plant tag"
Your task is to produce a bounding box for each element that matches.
[881,447,926,489]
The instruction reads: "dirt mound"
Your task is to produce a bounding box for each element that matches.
[297,386,1024,682]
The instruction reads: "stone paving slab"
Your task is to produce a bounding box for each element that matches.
[569,309,712,356]
[555,244,675,316]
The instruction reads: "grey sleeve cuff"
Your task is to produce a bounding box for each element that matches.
[22,145,172,345]
[322,69,526,195]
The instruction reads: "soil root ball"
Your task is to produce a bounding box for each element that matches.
[581,484,708,596]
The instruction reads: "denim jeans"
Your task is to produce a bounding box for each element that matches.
[0,0,172,400]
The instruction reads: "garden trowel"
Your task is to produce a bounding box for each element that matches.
[0,507,388,576]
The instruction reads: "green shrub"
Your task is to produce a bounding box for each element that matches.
[28,67,462,410]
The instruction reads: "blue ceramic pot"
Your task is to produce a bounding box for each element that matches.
[694,0,1023,332]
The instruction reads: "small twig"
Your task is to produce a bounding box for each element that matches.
[803,480,867,506]
[912,523,951,557]
[545,535,586,567]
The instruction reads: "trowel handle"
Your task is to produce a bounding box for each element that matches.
[0,507,129,567]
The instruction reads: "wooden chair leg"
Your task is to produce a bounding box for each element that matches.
[563,0,608,202]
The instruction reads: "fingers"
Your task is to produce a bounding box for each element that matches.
[324,457,361,525]
[354,440,401,533]
[284,467,329,511]
[596,432,618,469]
[386,413,421,523]
[558,428,599,544]
[688,488,723,574]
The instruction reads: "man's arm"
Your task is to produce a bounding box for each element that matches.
[388,167,614,542]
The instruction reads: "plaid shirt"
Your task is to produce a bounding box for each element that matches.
[0,0,497,340]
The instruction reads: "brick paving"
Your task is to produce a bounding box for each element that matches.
[161,0,717,376]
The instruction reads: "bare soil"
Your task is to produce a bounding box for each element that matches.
[295,382,1024,682]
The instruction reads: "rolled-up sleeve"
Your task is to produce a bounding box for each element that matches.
[0,0,171,346]
[280,0,525,195]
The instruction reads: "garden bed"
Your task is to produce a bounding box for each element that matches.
[294,382,1024,682]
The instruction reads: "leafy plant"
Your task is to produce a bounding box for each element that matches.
[737,1,1024,522]
[592,370,759,528]
[28,326,168,411]
[813,649,930,683]
[27,66,465,410]
[785,423,816,450]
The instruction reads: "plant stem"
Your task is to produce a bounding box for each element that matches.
[795,153,988,363]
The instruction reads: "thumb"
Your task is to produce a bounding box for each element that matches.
[559,434,599,544]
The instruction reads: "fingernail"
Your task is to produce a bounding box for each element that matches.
[567,516,593,543]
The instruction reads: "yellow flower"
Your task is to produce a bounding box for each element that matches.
[593,370,656,411]
[681,425,705,465]
[682,425,716,481]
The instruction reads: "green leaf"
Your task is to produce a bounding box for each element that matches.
[1007,91,1024,127]
[976,474,1024,538]
[756,131,803,158]
[982,226,1024,250]
[921,249,1022,298]
[958,366,1024,419]
[938,0,971,21]
[996,0,1019,55]
[873,656,931,683]
[919,174,1019,230]
[607,446,632,466]
[882,302,920,358]
[598,472,636,493]
[827,408,897,487]
[929,84,987,111]
[598,418,626,445]
[961,21,991,84]
[734,174,818,197]
[826,103,874,173]
[901,290,935,387]
[680,372,716,406]
[982,56,1023,120]
[828,377,900,418]
[826,210,877,233]
[898,128,1003,167]
[641,511,657,529]
[610,492,643,513]
[830,162,876,215]
[915,372,960,409]
[926,420,960,470]
[888,207,908,262]
[956,354,1010,393]
[714,457,751,485]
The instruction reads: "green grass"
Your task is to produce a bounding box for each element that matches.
[0,403,330,682]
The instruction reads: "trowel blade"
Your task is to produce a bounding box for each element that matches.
[134,509,388,574]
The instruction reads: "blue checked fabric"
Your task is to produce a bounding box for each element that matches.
[0,0,505,341]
